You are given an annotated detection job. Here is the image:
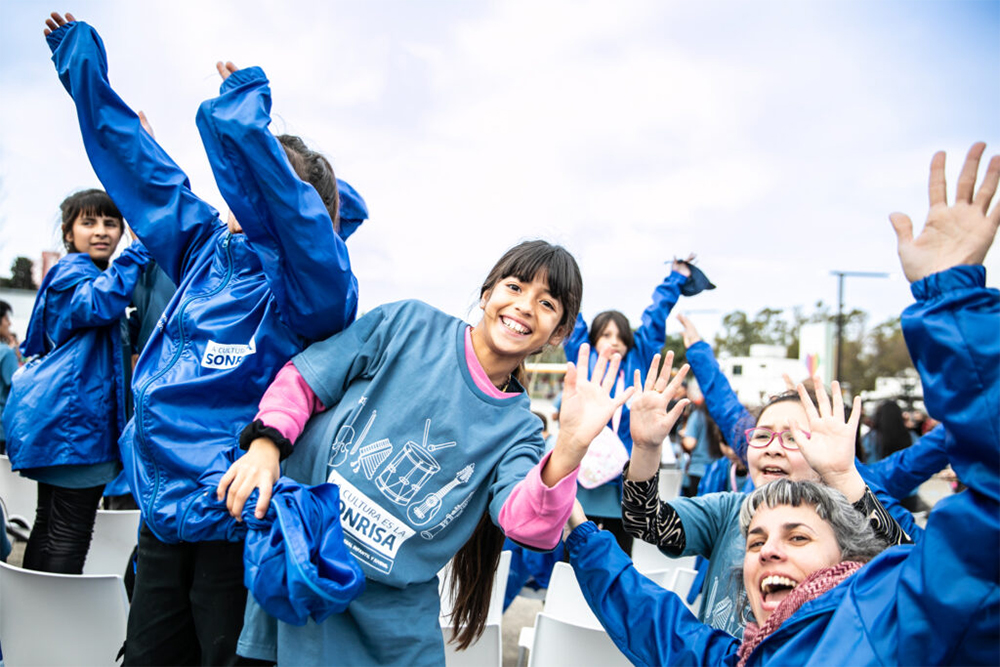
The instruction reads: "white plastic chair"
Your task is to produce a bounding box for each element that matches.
[658,468,684,501]
[0,454,36,530]
[0,560,129,666]
[525,613,631,667]
[83,509,141,576]
[630,539,696,575]
[440,549,510,667]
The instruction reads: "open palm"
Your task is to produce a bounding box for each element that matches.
[558,344,633,452]
[629,352,690,450]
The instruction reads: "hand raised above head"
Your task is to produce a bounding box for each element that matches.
[558,344,634,453]
[890,143,1000,283]
[676,313,702,349]
[216,61,239,81]
[671,253,696,278]
[44,11,76,36]
[629,351,689,450]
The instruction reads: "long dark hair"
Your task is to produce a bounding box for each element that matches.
[872,400,912,459]
[59,189,122,252]
[444,511,506,649]
[588,310,634,352]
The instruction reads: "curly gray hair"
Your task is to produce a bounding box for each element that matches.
[739,479,886,563]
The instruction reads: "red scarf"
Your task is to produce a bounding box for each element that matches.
[736,561,863,667]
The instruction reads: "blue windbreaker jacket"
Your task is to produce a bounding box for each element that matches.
[569,264,999,666]
[48,21,360,544]
[4,245,149,470]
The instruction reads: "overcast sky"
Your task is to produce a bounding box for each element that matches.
[1,0,997,345]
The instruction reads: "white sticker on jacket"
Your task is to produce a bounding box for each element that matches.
[328,469,415,576]
[201,336,256,369]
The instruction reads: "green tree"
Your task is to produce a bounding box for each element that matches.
[5,257,36,290]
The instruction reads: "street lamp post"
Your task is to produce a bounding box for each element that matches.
[830,270,889,383]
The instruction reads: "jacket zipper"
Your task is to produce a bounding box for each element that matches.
[133,234,235,541]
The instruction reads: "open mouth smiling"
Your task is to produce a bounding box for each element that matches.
[500,316,530,335]
[760,574,798,609]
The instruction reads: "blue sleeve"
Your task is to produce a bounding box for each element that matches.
[869,265,999,665]
[630,271,685,367]
[685,341,755,464]
[562,312,588,363]
[46,21,221,285]
[195,67,358,341]
[857,425,950,500]
[50,244,151,346]
[683,409,705,443]
[670,492,741,559]
[567,521,739,667]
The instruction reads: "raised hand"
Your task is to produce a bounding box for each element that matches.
[44,11,76,36]
[629,351,690,451]
[890,143,1000,283]
[137,110,155,139]
[216,61,239,81]
[788,376,865,502]
[671,253,696,278]
[557,343,634,452]
[676,313,702,349]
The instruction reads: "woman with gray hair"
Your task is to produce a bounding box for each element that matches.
[563,143,999,666]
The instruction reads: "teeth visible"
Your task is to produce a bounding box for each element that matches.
[501,317,529,334]
[760,575,797,593]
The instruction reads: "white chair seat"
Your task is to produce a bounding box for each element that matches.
[83,509,141,576]
[0,560,129,666]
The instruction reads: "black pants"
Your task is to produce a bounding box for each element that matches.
[591,516,634,555]
[123,523,260,667]
[23,482,104,574]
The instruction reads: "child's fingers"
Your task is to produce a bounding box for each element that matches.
[634,368,644,395]
[656,351,674,392]
[228,475,255,521]
[255,483,274,519]
[613,385,636,408]
[564,361,578,393]
[782,373,796,391]
[217,466,236,500]
[575,343,590,373]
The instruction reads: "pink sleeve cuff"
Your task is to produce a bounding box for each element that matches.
[498,451,580,550]
[255,361,326,444]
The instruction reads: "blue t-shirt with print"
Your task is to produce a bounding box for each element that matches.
[238,300,545,665]
[670,491,752,637]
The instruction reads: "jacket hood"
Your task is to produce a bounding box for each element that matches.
[336,179,368,241]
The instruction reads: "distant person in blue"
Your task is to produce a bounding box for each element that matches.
[680,402,723,496]
[567,142,1000,666]
[564,254,704,552]
[0,300,20,457]
[42,12,364,665]
[3,189,149,574]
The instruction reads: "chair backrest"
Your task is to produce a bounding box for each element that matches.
[0,560,129,666]
[440,550,511,667]
[670,566,699,600]
[0,454,37,527]
[83,509,141,576]
[541,562,602,630]
[526,613,632,667]
[630,539,696,575]
[658,468,684,501]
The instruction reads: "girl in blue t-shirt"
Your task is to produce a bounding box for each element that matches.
[220,240,667,665]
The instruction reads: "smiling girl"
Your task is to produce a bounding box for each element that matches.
[4,188,150,573]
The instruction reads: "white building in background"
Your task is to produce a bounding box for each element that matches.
[859,369,924,413]
[715,344,809,407]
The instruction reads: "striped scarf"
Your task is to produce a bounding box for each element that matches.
[736,561,863,667]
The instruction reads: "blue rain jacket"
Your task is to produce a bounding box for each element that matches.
[569,264,999,666]
[857,424,949,500]
[684,340,923,540]
[48,21,361,544]
[565,270,686,511]
[4,245,149,470]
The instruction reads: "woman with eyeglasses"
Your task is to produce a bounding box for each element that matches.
[620,375,911,637]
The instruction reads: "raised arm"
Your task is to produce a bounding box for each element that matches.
[857,424,949,500]
[196,64,358,341]
[45,15,220,284]
[878,144,1000,666]
[561,312,589,364]
[630,261,690,366]
[678,314,756,463]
